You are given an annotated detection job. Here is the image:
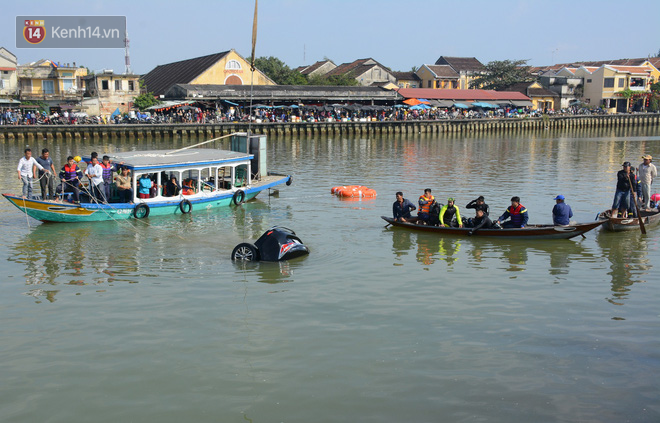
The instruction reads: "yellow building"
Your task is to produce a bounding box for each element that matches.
[507,81,559,111]
[573,65,653,112]
[434,56,485,89]
[141,49,275,96]
[0,47,19,99]
[415,65,459,89]
[17,59,87,107]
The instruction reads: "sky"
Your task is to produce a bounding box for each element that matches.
[3,0,660,74]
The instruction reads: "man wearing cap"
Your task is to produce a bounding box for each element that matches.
[552,195,573,226]
[637,155,657,211]
[611,162,633,218]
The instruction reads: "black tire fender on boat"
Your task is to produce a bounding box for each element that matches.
[133,203,150,219]
[179,199,192,214]
[232,189,245,205]
[231,243,259,261]
[286,175,292,186]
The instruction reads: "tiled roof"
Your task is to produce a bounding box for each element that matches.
[397,88,530,101]
[606,65,652,75]
[392,71,420,81]
[324,58,390,78]
[507,82,558,98]
[435,56,485,72]
[141,51,230,95]
[425,65,459,78]
[298,60,333,75]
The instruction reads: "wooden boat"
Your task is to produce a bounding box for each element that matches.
[381,216,605,240]
[4,135,292,223]
[598,209,660,232]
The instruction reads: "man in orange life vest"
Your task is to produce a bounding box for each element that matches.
[417,188,435,224]
[495,196,529,228]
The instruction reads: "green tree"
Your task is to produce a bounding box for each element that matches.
[469,59,534,90]
[133,92,160,111]
[251,56,307,85]
[651,82,660,92]
[307,73,359,86]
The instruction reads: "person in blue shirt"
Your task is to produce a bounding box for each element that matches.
[552,194,573,226]
[393,191,416,222]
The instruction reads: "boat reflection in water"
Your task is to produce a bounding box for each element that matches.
[387,226,599,277]
[596,229,652,308]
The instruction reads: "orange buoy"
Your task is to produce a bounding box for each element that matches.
[336,185,377,198]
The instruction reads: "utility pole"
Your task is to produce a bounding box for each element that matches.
[124,30,132,74]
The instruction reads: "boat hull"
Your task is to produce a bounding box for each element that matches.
[599,209,660,231]
[3,174,290,223]
[381,216,605,240]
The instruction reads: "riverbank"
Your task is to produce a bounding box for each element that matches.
[1,113,659,142]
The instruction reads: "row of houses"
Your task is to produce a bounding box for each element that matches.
[1,44,659,115]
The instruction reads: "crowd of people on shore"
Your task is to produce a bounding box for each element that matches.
[2,104,609,126]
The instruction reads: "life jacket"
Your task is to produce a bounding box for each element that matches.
[507,204,526,225]
[182,183,194,195]
[63,164,79,181]
[100,162,114,180]
[419,195,434,214]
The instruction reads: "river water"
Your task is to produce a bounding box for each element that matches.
[1,128,659,423]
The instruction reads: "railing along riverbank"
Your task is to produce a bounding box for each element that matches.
[1,114,659,142]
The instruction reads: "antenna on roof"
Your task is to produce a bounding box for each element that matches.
[124,30,131,74]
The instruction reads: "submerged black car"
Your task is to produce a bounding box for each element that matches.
[231,227,310,261]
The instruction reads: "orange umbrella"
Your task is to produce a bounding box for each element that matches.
[403,98,422,106]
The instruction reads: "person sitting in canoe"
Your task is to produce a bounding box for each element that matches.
[417,188,435,224]
[468,209,494,235]
[552,194,573,226]
[495,196,528,228]
[393,191,416,222]
[439,197,463,228]
[466,195,489,216]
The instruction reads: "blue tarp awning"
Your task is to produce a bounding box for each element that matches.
[453,103,468,109]
[222,100,239,106]
[471,102,498,108]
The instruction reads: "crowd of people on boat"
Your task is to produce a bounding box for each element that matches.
[391,155,657,231]
[610,155,658,217]
[392,189,544,234]
[15,148,205,204]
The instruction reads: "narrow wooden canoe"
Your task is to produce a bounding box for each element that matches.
[381,216,605,240]
[598,209,660,232]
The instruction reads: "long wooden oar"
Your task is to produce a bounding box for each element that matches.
[627,173,646,234]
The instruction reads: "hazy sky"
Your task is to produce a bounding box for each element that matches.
[3,0,660,74]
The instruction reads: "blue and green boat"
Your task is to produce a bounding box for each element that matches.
[3,134,292,223]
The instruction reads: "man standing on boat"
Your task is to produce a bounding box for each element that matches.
[99,155,123,203]
[637,155,657,211]
[611,162,633,218]
[58,156,83,203]
[418,188,435,224]
[17,148,48,199]
[552,194,573,226]
[393,191,416,222]
[495,196,529,228]
[85,156,105,202]
[35,148,57,200]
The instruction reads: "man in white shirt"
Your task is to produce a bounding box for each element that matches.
[85,156,105,202]
[16,148,48,198]
[637,155,657,211]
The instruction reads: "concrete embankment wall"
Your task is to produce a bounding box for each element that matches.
[1,114,659,142]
